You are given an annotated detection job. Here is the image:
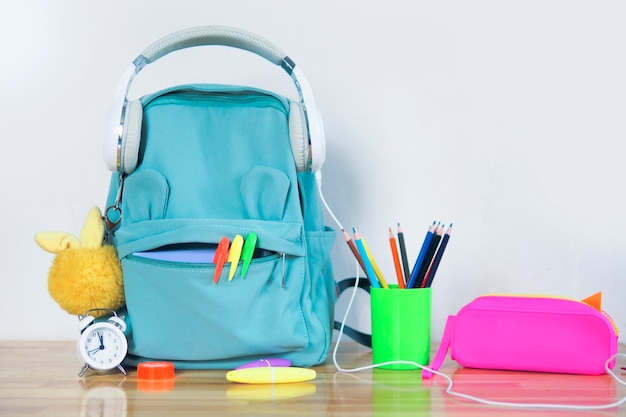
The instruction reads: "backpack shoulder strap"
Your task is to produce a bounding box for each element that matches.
[422,314,456,378]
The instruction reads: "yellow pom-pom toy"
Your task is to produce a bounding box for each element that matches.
[35,207,124,317]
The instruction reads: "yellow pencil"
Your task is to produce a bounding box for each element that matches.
[361,234,389,289]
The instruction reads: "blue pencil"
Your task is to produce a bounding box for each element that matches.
[423,224,452,288]
[414,223,443,288]
[353,229,381,288]
[406,221,437,289]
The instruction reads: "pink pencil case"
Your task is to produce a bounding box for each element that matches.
[423,293,619,378]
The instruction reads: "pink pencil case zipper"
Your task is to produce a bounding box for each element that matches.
[423,294,619,378]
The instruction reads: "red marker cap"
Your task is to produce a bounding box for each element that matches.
[137,361,175,392]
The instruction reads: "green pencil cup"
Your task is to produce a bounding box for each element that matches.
[371,285,431,370]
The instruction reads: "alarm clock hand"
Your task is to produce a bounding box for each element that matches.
[87,347,102,355]
[86,333,105,356]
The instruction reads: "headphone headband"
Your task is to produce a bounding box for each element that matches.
[138,26,287,69]
[105,25,325,173]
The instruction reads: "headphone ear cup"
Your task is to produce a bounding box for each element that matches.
[307,108,326,173]
[120,100,143,174]
[289,102,309,173]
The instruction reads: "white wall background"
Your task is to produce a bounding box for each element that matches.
[3,1,626,343]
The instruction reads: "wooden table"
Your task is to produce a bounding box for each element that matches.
[1,341,624,416]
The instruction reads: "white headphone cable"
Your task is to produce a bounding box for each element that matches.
[315,170,344,231]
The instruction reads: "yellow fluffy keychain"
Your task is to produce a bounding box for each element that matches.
[35,207,124,317]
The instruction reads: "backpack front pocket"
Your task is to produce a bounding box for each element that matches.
[121,250,308,365]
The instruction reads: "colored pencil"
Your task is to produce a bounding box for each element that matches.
[414,223,443,288]
[389,228,405,288]
[422,224,452,288]
[406,221,437,289]
[397,223,411,284]
[342,229,369,279]
[361,235,389,289]
[353,230,381,288]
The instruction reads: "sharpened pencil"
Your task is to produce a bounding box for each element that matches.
[353,229,381,288]
[389,228,405,288]
[397,223,411,284]
[414,222,443,288]
[423,224,452,288]
[342,229,369,279]
[406,221,437,289]
[361,235,389,289]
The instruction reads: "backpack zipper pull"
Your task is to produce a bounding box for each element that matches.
[281,252,286,288]
[102,174,126,243]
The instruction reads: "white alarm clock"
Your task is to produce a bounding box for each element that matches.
[77,309,128,377]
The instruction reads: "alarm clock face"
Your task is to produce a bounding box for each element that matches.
[78,322,128,372]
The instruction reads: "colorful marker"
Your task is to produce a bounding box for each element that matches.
[235,358,291,370]
[226,367,317,384]
[227,234,244,281]
[240,232,258,278]
[212,237,230,284]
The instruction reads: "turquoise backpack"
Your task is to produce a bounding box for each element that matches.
[103,27,337,369]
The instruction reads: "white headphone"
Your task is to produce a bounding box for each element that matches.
[104,26,326,174]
